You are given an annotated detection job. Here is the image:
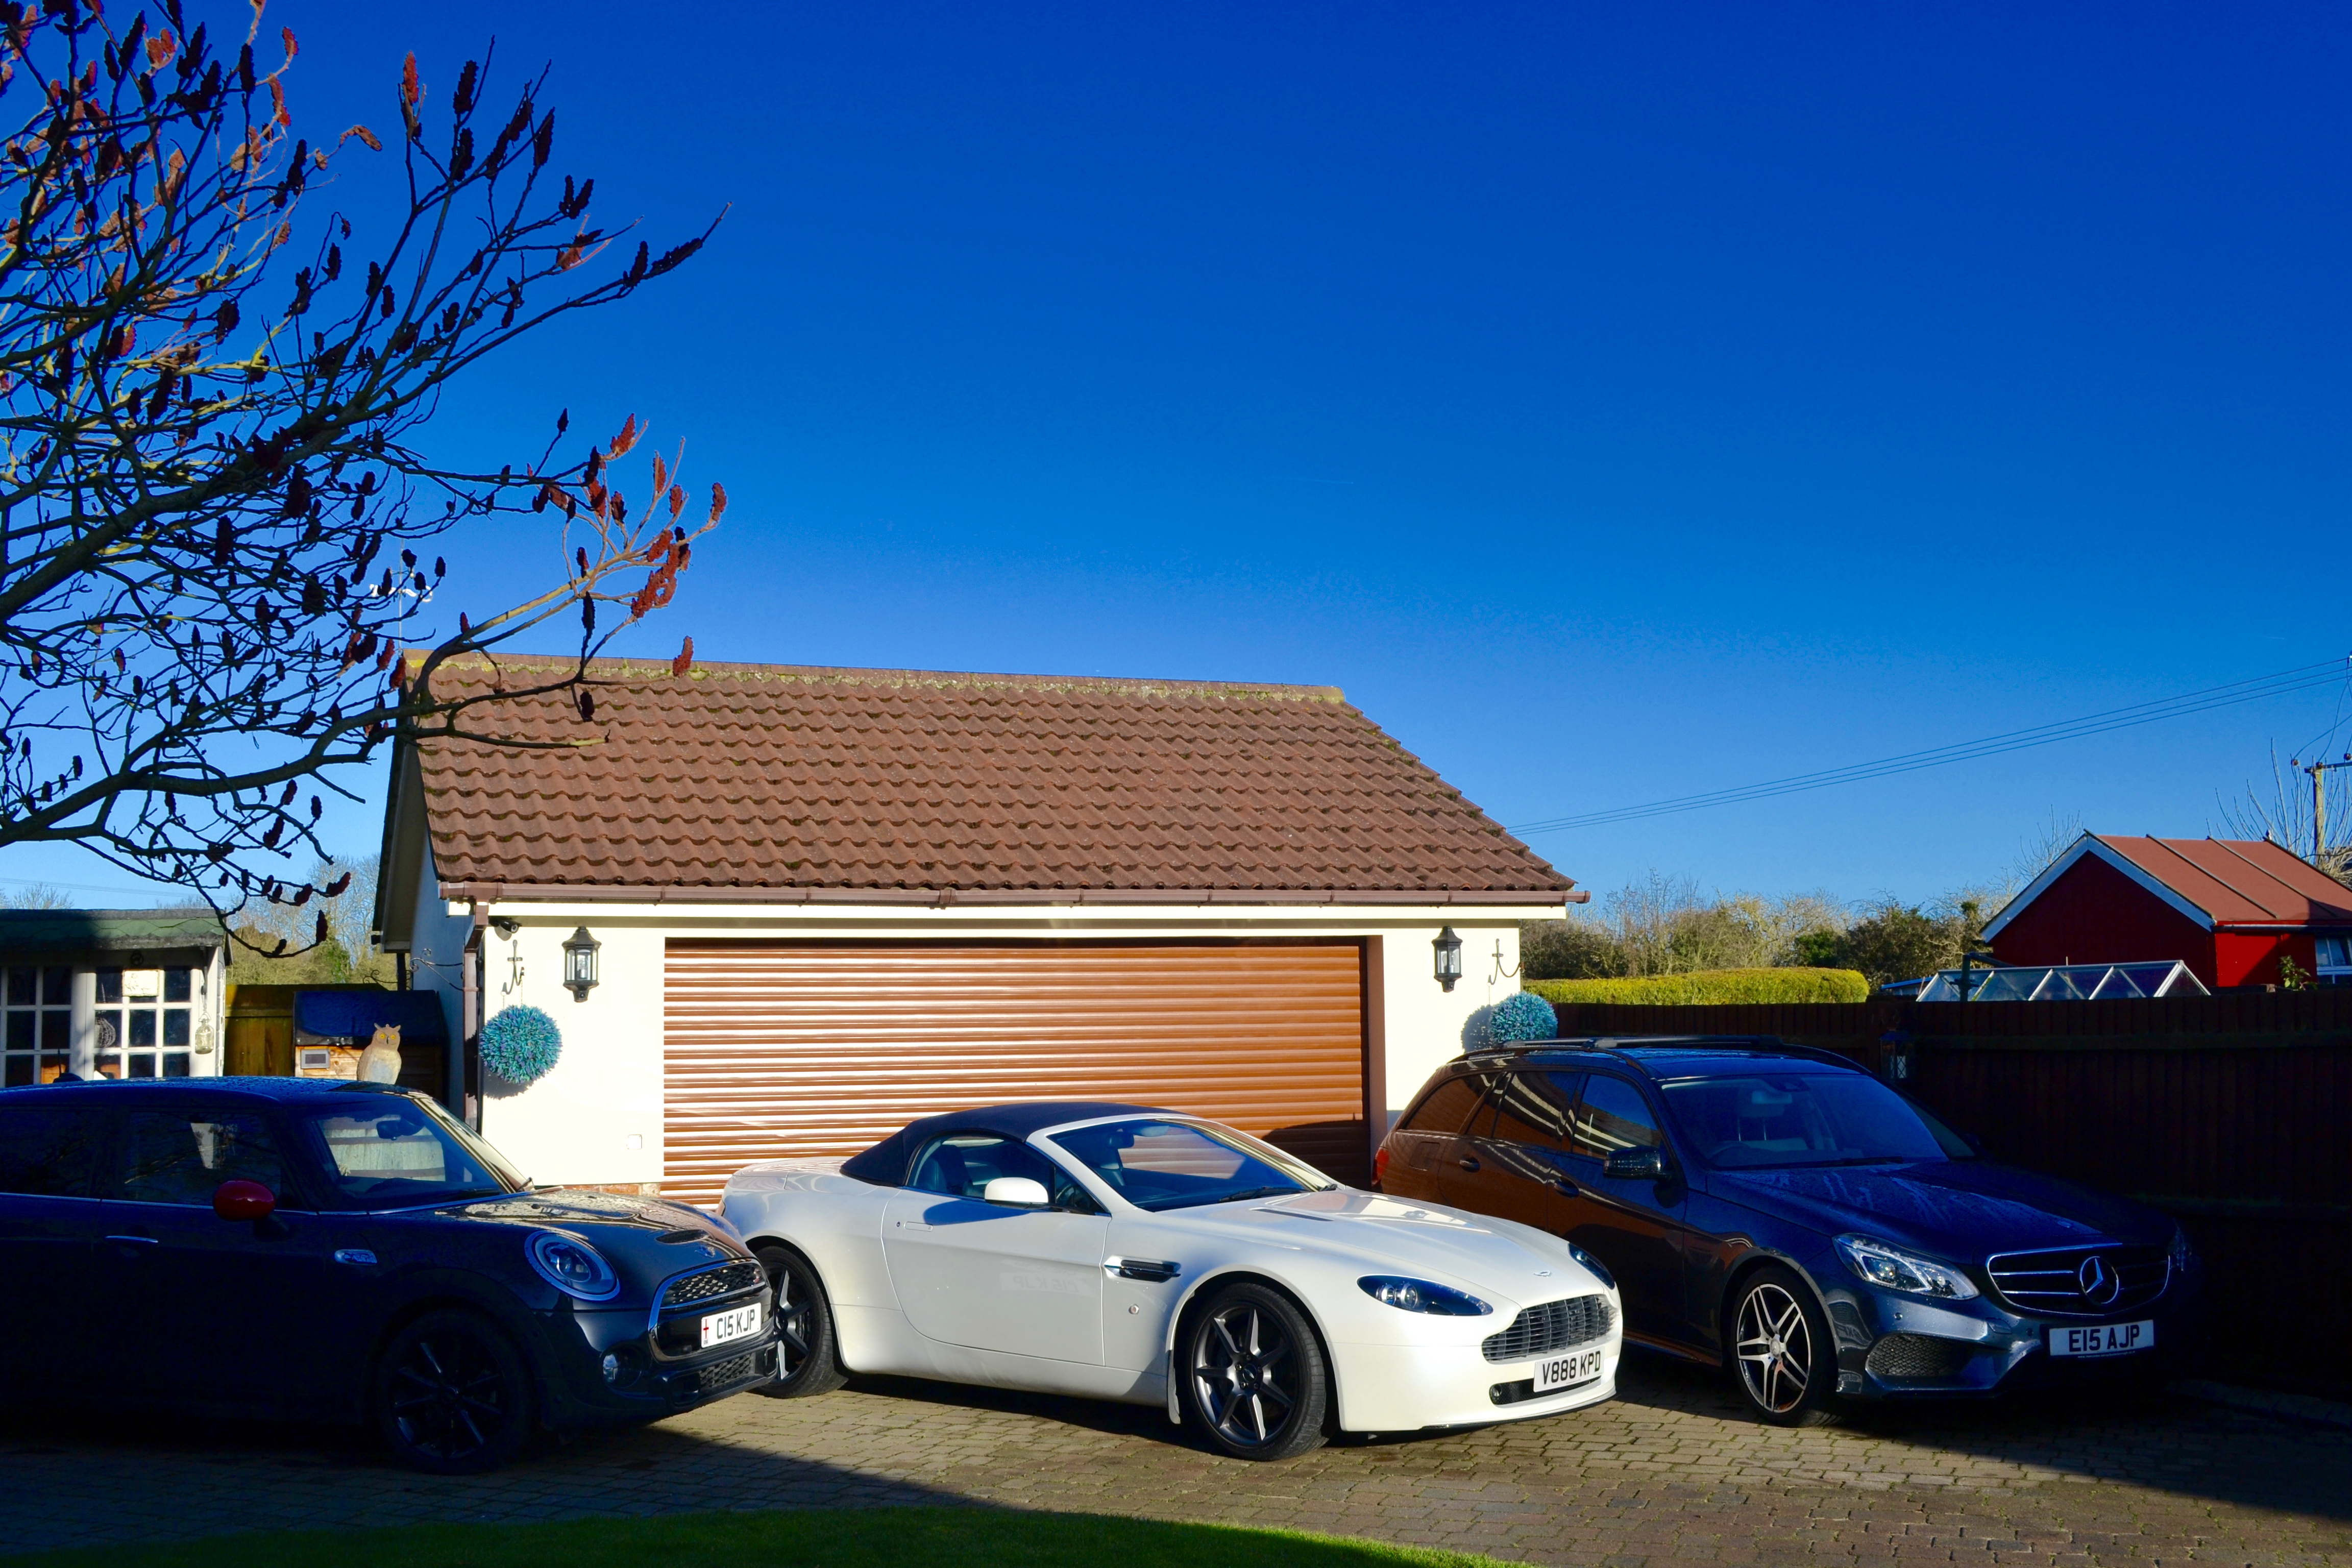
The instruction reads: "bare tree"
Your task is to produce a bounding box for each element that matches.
[0,3,726,950]
[2217,747,2352,884]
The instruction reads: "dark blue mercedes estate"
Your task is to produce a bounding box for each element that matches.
[0,1077,777,1470]
[1377,1037,2201,1424]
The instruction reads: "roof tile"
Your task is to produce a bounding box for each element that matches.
[411,656,1575,897]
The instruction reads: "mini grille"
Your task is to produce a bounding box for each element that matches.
[1481,1295,1616,1364]
[663,1262,763,1308]
[1865,1333,1978,1381]
[688,1348,770,1396]
[1986,1245,2167,1317]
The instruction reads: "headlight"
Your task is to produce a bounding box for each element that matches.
[1835,1234,1978,1301]
[1567,1242,1616,1292]
[2168,1224,2197,1271]
[1358,1276,1493,1316]
[527,1231,621,1301]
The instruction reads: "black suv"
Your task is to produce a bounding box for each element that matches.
[0,1077,777,1470]
[1377,1037,2201,1424]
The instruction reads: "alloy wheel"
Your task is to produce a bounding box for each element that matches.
[388,1328,512,1463]
[1190,1300,1299,1449]
[1735,1281,1814,1414]
[775,1261,813,1379]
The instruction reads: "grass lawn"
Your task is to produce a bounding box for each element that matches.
[13,1506,1516,1568]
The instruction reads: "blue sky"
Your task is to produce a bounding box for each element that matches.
[16,2,2352,909]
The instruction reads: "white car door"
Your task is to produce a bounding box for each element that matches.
[881,1134,1108,1364]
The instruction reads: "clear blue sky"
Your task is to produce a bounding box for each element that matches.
[16,2,2352,908]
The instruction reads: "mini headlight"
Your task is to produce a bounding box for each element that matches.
[527,1231,621,1302]
[1567,1242,1616,1292]
[1357,1276,1493,1316]
[1835,1234,1978,1301]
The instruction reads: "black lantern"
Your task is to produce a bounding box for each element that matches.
[561,925,601,1001]
[1433,926,1463,992]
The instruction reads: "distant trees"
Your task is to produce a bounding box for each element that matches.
[1521,873,1847,981]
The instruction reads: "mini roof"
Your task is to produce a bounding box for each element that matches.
[839,1100,1168,1186]
[2,1076,422,1106]
[1468,1037,1867,1080]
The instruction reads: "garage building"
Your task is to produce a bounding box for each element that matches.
[372,655,1580,1200]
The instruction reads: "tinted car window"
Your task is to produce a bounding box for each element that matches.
[291,1095,526,1207]
[1489,1070,1582,1153]
[1047,1118,1320,1212]
[1573,1075,1664,1157]
[0,1106,102,1196]
[910,1135,1057,1197]
[114,1109,282,1205]
[1661,1073,1970,1169]
[1399,1074,1487,1135]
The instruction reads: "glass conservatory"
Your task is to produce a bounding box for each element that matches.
[1885,960,2210,1002]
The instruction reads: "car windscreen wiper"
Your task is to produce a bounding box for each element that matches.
[1209,1185,1304,1205]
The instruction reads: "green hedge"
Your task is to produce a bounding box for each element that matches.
[1526,967,1870,1006]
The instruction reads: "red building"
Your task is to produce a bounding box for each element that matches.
[1984,834,2352,990]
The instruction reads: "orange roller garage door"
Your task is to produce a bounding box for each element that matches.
[663,941,1368,1203]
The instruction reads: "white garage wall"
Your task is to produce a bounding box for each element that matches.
[455,903,1555,1191]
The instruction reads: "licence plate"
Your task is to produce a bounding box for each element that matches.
[1532,1345,1606,1392]
[2048,1320,2154,1358]
[700,1301,763,1349]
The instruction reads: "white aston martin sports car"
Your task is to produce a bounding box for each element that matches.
[720,1101,1624,1460]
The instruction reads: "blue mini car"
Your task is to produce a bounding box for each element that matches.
[0,1077,777,1470]
[1377,1037,2201,1424]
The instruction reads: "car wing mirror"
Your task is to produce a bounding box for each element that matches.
[213,1179,277,1223]
[982,1176,1049,1207]
[1602,1147,1668,1181]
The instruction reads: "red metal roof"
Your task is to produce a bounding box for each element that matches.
[2094,836,2352,927]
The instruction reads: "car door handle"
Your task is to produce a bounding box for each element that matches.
[1553,1179,1580,1196]
[1457,1157,1480,1172]
[104,1235,159,1246]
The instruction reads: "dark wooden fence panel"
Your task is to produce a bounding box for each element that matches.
[1544,992,2352,1393]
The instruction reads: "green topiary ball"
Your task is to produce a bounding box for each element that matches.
[1489,990,1558,1045]
[480,1003,562,1085]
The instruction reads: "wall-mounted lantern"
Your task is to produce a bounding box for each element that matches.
[562,925,602,1001]
[1432,926,1463,992]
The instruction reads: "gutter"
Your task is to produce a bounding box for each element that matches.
[434,884,1588,909]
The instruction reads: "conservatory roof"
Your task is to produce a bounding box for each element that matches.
[1883,959,2210,1003]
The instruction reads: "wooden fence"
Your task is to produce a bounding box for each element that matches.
[1547,992,2352,1393]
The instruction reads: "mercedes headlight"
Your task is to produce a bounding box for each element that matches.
[1835,1234,1978,1301]
[2168,1224,2198,1272]
[1358,1276,1493,1316]
[527,1231,622,1301]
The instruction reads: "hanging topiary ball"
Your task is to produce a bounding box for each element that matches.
[480,1003,562,1086]
[1489,990,1558,1045]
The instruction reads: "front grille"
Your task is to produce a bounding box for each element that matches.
[1866,1333,1978,1381]
[663,1261,763,1308]
[672,1345,774,1401]
[1986,1245,2167,1317]
[1481,1295,1616,1364]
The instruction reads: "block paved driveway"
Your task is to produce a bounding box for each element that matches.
[4,1354,2347,1563]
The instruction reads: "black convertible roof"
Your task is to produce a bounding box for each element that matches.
[840,1101,1166,1187]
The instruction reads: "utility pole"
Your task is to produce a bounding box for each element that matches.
[2291,754,2352,864]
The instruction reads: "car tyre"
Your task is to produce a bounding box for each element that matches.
[756,1244,849,1398]
[375,1308,535,1474]
[1179,1282,1330,1461]
[1728,1265,1841,1428]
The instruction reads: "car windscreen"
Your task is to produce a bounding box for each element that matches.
[1660,1073,1975,1169]
[290,1093,529,1207]
[1045,1118,1331,1211]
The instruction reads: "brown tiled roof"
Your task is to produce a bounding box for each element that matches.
[2095,835,2352,927]
[406,655,1577,902]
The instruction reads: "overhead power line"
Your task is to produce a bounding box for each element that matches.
[1508,655,2352,837]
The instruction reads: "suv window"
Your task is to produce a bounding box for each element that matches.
[1398,1073,1488,1135]
[113,1108,283,1205]
[0,1106,102,1197]
[1488,1070,1582,1153]
[1573,1075,1664,1158]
